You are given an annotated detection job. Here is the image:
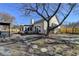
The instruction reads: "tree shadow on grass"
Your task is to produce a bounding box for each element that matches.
[0,34,78,48]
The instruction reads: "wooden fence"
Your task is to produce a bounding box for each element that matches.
[59,27,79,34]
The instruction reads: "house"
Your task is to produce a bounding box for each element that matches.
[18,16,60,34]
[33,16,60,34]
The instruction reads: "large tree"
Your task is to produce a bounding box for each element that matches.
[20,3,76,35]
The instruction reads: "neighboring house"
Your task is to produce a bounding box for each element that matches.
[33,16,60,34]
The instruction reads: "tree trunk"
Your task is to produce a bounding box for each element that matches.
[46,21,49,36]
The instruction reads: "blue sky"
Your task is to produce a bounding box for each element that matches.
[0,3,78,25]
[0,3,34,25]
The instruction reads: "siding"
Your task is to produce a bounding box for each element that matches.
[34,16,60,33]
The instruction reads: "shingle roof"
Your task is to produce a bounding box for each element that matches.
[34,16,59,24]
[34,19,44,24]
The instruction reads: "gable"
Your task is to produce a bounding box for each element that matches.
[49,16,59,27]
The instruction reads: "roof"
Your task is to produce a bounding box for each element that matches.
[34,16,59,24]
[24,25,33,26]
[34,19,44,24]
[0,22,10,25]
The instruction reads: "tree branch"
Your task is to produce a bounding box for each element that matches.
[49,3,61,21]
[43,4,50,17]
[24,6,48,21]
[36,10,48,21]
[36,3,38,10]
[49,4,76,31]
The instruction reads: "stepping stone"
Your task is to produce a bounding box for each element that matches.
[40,48,48,52]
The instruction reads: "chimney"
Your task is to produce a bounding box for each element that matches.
[31,19,34,25]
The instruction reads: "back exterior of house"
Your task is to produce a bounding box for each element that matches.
[16,16,60,34]
[33,16,60,34]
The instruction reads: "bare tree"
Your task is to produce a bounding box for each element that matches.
[20,3,76,35]
[0,13,15,23]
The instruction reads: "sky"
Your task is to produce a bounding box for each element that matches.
[0,3,34,25]
[0,3,79,25]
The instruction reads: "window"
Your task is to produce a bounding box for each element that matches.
[51,23,57,27]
